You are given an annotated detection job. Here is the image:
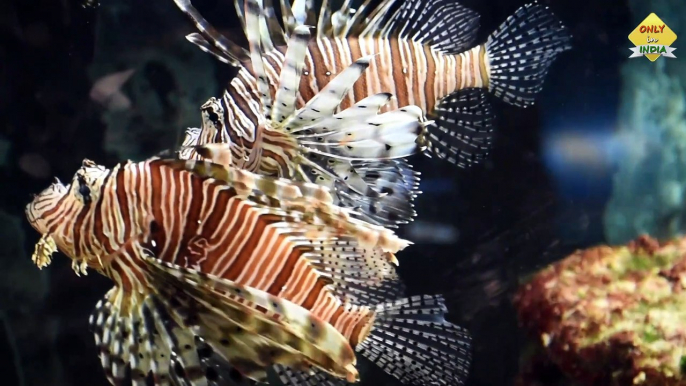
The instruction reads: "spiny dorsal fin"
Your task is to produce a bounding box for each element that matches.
[272,25,312,124]
[285,55,375,131]
[244,0,273,119]
[280,0,298,36]
[263,0,287,46]
[185,33,241,66]
[330,0,355,37]
[362,0,480,54]
[172,0,249,67]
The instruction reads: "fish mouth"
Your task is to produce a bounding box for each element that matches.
[25,180,68,234]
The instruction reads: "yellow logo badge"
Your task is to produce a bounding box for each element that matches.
[628,13,677,61]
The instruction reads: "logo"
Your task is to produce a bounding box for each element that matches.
[628,13,677,62]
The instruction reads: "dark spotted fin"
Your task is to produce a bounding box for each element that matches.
[336,160,421,228]
[273,364,348,386]
[90,287,172,386]
[297,156,420,228]
[357,295,472,385]
[303,239,407,306]
[486,3,572,107]
[87,233,209,386]
[271,295,472,385]
[363,0,480,54]
[197,337,259,386]
[424,88,495,168]
[91,287,214,386]
[146,258,361,383]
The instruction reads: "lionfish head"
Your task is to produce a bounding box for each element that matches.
[25,177,68,235]
[25,159,110,270]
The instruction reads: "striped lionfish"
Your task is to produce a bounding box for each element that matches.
[172,0,572,227]
[25,18,471,386]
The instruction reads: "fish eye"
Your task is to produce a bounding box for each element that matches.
[77,175,92,204]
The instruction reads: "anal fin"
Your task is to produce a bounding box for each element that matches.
[425,88,495,168]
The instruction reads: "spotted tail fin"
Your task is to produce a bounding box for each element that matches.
[486,3,572,107]
[358,295,472,385]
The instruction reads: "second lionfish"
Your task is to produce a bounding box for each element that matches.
[173,0,572,227]
[25,18,471,386]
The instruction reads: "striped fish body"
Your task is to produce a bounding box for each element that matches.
[179,17,430,229]
[184,36,454,178]
[227,37,487,137]
[26,156,472,385]
[209,37,486,171]
[282,37,486,115]
[178,0,572,169]
[27,157,404,331]
[25,157,412,384]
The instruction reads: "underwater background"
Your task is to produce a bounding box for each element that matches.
[1,0,684,384]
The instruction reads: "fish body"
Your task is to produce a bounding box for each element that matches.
[231,36,488,127]
[177,0,430,228]
[26,157,470,386]
[198,36,485,165]
[173,0,572,227]
[25,16,472,384]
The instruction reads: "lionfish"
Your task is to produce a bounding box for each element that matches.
[25,17,471,386]
[172,0,572,227]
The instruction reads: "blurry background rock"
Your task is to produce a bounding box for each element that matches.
[605,0,686,244]
[88,0,221,161]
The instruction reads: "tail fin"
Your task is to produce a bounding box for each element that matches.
[486,3,572,107]
[358,295,472,385]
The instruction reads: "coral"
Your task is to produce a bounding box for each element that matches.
[514,235,686,385]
